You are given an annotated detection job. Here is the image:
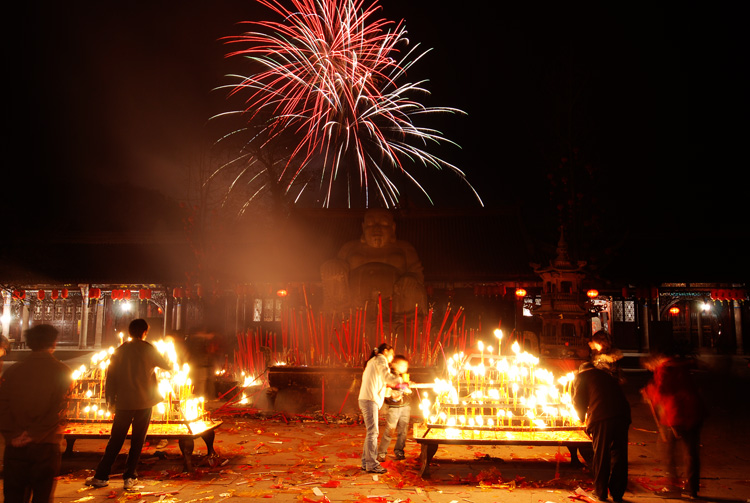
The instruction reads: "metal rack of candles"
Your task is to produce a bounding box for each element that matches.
[67,341,217,437]
[414,340,589,443]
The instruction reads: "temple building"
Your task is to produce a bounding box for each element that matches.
[1,207,747,364]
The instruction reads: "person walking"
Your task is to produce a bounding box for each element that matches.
[0,324,72,503]
[573,362,632,502]
[358,343,402,474]
[85,319,171,491]
[377,354,412,461]
[643,346,706,499]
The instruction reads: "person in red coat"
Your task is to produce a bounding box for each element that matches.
[643,349,706,499]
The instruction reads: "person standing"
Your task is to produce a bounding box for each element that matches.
[643,348,706,499]
[85,319,171,491]
[0,324,72,503]
[573,362,632,502]
[377,355,412,461]
[358,343,402,474]
[589,330,624,383]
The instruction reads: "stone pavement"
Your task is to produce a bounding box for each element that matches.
[1,366,749,503]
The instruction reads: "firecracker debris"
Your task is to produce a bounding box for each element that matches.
[2,370,750,503]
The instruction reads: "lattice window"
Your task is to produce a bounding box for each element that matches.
[613,300,636,323]
[612,301,623,322]
[624,301,635,322]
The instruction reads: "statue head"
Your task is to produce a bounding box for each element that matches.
[361,208,396,248]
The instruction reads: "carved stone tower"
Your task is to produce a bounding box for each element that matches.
[531,228,590,359]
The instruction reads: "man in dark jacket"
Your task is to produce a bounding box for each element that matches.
[85,319,171,491]
[0,324,72,503]
[573,362,632,502]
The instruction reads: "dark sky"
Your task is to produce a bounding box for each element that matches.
[9,1,745,240]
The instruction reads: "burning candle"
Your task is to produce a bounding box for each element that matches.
[494,329,503,356]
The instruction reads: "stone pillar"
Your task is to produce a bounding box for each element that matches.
[175,298,183,332]
[21,303,30,333]
[734,300,744,355]
[1,290,9,338]
[641,303,650,352]
[94,298,105,348]
[79,285,89,349]
[163,295,171,336]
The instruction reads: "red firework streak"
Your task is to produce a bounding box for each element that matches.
[213,0,481,209]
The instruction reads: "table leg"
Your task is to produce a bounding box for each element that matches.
[63,438,76,457]
[178,438,195,472]
[201,429,220,467]
[418,444,438,478]
[201,429,217,456]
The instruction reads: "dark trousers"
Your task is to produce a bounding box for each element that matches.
[94,408,152,480]
[589,417,629,501]
[663,423,701,496]
[3,442,61,503]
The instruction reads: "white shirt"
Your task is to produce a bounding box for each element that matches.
[358,354,402,408]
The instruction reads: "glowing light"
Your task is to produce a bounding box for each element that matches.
[669,306,680,315]
[515,288,527,298]
[586,289,599,298]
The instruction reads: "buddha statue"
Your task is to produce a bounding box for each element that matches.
[321,209,427,314]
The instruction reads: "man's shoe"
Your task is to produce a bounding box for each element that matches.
[123,478,138,491]
[367,465,387,474]
[84,477,109,488]
[394,453,406,460]
[376,454,386,462]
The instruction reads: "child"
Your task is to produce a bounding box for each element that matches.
[358,343,401,473]
[378,355,412,461]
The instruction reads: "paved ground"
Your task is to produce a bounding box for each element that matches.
[1,360,749,503]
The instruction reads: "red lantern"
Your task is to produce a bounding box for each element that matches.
[61,288,69,299]
[139,288,151,300]
[111,289,121,300]
[89,288,101,299]
[37,289,46,300]
[173,287,183,299]
[122,290,131,300]
[51,289,59,300]
[12,290,25,300]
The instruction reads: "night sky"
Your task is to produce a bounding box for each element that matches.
[9,1,746,249]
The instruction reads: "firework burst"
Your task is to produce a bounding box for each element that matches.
[212,0,482,209]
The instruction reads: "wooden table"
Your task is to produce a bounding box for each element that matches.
[63,420,222,472]
[413,425,591,478]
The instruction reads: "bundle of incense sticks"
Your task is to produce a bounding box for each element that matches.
[232,300,482,377]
